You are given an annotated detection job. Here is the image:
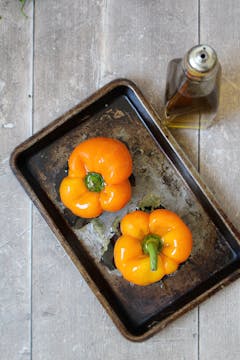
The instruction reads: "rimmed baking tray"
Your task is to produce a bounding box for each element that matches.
[10,79,240,341]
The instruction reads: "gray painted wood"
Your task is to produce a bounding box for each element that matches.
[199,1,240,359]
[1,0,240,359]
[0,1,33,359]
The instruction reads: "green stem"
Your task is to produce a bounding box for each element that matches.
[142,234,163,271]
[84,172,105,192]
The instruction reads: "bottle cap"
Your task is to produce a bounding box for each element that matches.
[184,44,219,79]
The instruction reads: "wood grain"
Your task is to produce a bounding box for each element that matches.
[0,1,33,359]
[199,1,240,359]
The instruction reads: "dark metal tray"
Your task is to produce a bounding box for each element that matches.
[10,79,240,341]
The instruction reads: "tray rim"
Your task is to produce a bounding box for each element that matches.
[10,78,240,341]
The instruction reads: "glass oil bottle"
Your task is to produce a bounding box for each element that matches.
[164,45,221,129]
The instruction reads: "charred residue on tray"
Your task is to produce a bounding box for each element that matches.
[54,163,68,202]
[137,193,164,212]
[62,208,89,229]
[100,233,119,270]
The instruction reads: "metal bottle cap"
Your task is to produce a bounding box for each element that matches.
[184,44,219,79]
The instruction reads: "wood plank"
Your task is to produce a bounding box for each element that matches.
[32,0,200,358]
[199,1,240,359]
[33,0,103,131]
[0,1,33,359]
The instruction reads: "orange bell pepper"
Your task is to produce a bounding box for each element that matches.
[60,137,132,218]
[114,209,192,286]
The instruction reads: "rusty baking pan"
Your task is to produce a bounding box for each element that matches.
[10,79,240,341]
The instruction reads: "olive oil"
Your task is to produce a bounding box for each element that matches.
[164,45,221,129]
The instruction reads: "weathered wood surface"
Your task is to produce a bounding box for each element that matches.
[0,0,239,359]
[0,1,33,359]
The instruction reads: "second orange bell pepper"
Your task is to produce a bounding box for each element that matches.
[114,209,193,286]
[60,137,133,218]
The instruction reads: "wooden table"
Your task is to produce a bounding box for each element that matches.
[1,1,240,359]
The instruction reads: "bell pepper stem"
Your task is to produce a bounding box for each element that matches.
[142,234,163,271]
[145,242,158,271]
[84,172,105,192]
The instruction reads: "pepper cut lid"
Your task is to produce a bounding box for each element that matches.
[184,44,219,78]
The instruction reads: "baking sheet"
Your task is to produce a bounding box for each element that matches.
[10,79,240,340]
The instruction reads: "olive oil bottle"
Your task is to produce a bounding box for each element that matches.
[164,45,221,129]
